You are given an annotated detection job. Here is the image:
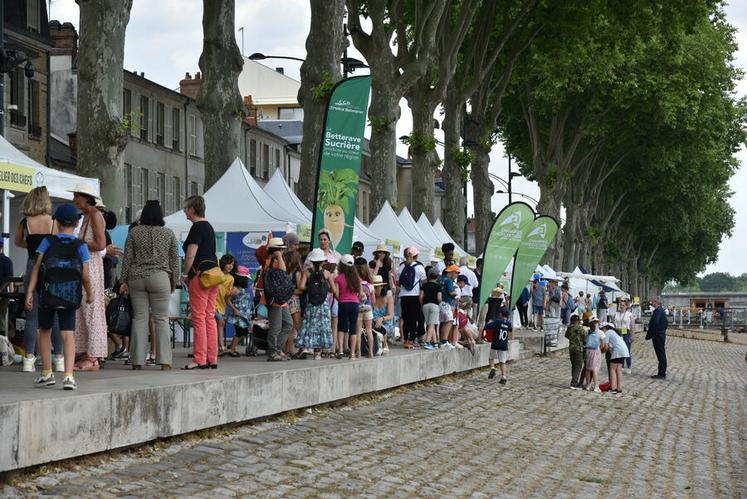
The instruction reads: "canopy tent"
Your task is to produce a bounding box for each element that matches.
[560,266,627,308]
[416,213,444,256]
[369,201,432,257]
[164,158,298,235]
[262,169,385,250]
[432,218,470,260]
[398,207,438,256]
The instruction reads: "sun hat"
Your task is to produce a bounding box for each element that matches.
[588,315,600,323]
[445,264,460,273]
[268,237,286,249]
[582,310,593,320]
[95,198,106,208]
[236,265,250,277]
[66,182,101,200]
[340,254,355,266]
[374,243,390,254]
[282,232,299,247]
[371,275,385,286]
[53,204,80,225]
[307,248,326,262]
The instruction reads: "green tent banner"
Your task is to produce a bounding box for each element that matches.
[311,76,372,253]
[478,202,535,308]
[509,215,560,307]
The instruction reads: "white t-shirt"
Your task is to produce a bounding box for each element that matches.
[613,310,633,333]
[396,262,426,297]
[434,260,447,276]
[459,265,478,296]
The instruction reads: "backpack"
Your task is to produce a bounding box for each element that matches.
[307,270,329,306]
[399,262,422,291]
[264,268,295,305]
[39,236,85,310]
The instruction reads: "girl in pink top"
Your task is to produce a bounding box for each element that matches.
[334,255,362,359]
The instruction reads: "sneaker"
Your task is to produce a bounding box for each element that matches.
[423,343,435,350]
[63,376,77,390]
[625,368,632,374]
[570,384,580,390]
[53,356,65,373]
[499,377,507,384]
[23,355,36,373]
[34,372,55,387]
[382,347,389,355]
[593,387,602,393]
[118,350,130,361]
[454,343,464,349]
[109,346,124,360]
[488,369,496,379]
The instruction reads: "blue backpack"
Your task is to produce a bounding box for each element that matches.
[39,236,84,310]
[399,262,422,291]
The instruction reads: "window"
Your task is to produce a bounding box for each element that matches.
[278,107,304,120]
[27,80,40,137]
[9,69,25,127]
[124,164,133,223]
[190,181,198,196]
[262,144,270,179]
[172,108,180,150]
[27,0,40,31]
[275,149,281,172]
[172,176,182,212]
[139,95,149,141]
[140,168,149,207]
[156,172,166,204]
[156,102,165,146]
[123,89,133,135]
[189,115,197,155]
[249,139,257,176]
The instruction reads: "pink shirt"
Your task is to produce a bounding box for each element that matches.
[335,274,359,303]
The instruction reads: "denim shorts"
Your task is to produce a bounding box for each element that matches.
[38,307,75,331]
[533,305,544,315]
[215,311,224,322]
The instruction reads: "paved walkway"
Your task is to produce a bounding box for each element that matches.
[2,336,745,498]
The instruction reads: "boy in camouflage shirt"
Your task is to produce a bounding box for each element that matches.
[564,313,587,389]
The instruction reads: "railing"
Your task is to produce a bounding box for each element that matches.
[641,307,747,334]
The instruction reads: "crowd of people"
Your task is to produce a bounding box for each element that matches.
[14,191,668,393]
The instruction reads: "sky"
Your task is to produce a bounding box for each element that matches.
[48,0,747,275]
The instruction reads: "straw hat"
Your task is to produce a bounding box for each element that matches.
[371,275,385,286]
[66,182,101,200]
[374,243,390,254]
[268,237,286,249]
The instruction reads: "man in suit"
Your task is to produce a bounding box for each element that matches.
[647,296,668,379]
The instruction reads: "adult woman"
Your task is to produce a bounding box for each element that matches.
[371,274,394,354]
[70,183,108,371]
[284,250,306,356]
[368,243,394,292]
[180,195,219,370]
[120,200,180,370]
[613,298,636,374]
[15,187,63,372]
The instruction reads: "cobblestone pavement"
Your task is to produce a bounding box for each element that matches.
[2,336,745,498]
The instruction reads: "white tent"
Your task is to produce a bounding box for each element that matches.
[262,169,384,248]
[398,207,437,254]
[164,158,298,235]
[432,218,471,259]
[416,213,444,252]
[369,201,432,257]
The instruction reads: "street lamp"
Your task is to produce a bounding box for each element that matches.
[248,52,368,79]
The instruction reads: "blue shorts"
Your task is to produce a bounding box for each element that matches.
[337,302,360,335]
[38,307,76,331]
[215,311,224,322]
[533,305,544,315]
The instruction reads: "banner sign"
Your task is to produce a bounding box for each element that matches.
[225,231,285,275]
[509,215,560,307]
[478,202,535,307]
[311,76,372,253]
[0,162,35,193]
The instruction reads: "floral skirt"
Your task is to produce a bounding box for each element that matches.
[296,303,333,350]
[585,348,602,372]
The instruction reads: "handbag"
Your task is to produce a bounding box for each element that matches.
[194,260,224,289]
[106,294,132,337]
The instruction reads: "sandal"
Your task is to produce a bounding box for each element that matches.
[181,363,205,370]
[227,351,240,357]
[74,358,100,371]
[314,352,322,360]
[267,354,284,362]
[335,352,343,360]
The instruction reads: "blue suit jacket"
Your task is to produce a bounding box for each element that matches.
[647,306,668,337]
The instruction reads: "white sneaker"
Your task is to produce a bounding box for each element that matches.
[23,355,36,373]
[54,356,65,372]
[34,372,55,386]
[382,347,389,355]
[63,376,77,390]
[454,343,464,349]
[593,387,602,393]
[625,368,632,374]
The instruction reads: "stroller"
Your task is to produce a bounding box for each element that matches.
[245,318,270,356]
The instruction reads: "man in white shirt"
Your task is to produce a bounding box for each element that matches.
[433,243,456,276]
[459,256,479,318]
[396,247,427,348]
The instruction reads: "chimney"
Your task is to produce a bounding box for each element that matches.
[179,71,202,99]
[140,71,145,78]
[243,95,257,126]
[49,21,78,58]
[68,132,77,155]
[275,67,284,75]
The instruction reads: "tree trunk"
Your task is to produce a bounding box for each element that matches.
[441,95,465,245]
[76,0,132,222]
[470,147,493,254]
[561,202,579,271]
[367,77,400,212]
[197,0,244,189]
[407,94,437,220]
[296,0,346,207]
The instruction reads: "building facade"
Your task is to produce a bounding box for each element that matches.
[3,0,52,164]
[48,22,205,223]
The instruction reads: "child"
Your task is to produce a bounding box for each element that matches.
[296,249,335,359]
[334,255,363,360]
[226,266,253,356]
[419,269,441,350]
[583,316,603,392]
[215,254,235,356]
[356,258,375,358]
[25,204,92,390]
[486,308,511,384]
[564,313,587,389]
[601,323,630,395]
[439,265,460,348]
[285,250,306,356]
[457,301,478,354]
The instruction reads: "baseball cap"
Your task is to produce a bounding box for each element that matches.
[457,275,469,284]
[53,204,80,225]
[445,264,460,273]
[428,268,440,278]
[352,241,364,252]
[406,246,420,258]
[570,313,580,321]
[340,254,355,266]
